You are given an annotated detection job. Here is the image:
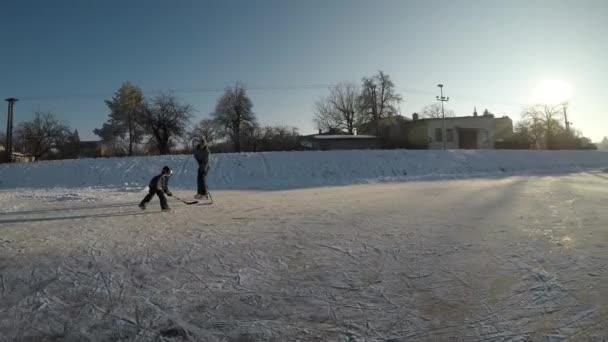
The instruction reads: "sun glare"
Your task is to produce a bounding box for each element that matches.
[531,80,573,104]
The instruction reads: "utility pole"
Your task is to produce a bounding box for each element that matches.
[370,84,379,136]
[4,98,18,163]
[562,102,570,133]
[436,84,449,150]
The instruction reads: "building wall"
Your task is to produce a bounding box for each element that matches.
[12,153,35,162]
[406,123,430,148]
[319,139,380,151]
[425,117,496,149]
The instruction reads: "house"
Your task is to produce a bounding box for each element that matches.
[79,141,102,158]
[406,113,513,149]
[299,130,380,151]
[11,152,35,163]
[304,111,513,151]
[1,144,35,162]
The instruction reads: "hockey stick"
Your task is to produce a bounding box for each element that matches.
[171,195,199,205]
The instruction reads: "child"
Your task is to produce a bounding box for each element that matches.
[139,166,173,212]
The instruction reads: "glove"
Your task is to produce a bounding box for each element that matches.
[166,192,172,197]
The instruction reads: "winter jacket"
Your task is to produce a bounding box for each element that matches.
[149,173,170,193]
[193,143,210,173]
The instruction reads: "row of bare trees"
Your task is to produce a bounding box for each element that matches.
[4,79,599,161]
[514,104,597,150]
[313,71,403,135]
[0,111,80,161]
[509,104,594,150]
[95,82,299,156]
[311,71,473,135]
[0,81,298,161]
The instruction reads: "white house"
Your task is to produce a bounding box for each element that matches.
[407,114,513,149]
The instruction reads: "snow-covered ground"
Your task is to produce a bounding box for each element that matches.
[0,149,607,191]
[1,171,608,341]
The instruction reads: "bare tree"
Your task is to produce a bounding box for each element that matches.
[359,71,402,135]
[192,118,220,145]
[599,137,608,150]
[521,104,563,149]
[143,94,194,155]
[241,123,262,152]
[211,83,257,152]
[253,125,300,151]
[313,82,365,135]
[513,120,543,149]
[421,103,455,119]
[14,111,70,160]
[182,118,220,152]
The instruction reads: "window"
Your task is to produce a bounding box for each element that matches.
[446,129,454,142]
[435,128,443,142]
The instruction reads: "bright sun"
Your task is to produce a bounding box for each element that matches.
[531,80,573,104]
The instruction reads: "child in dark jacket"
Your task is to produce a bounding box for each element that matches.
[139,166,173,211]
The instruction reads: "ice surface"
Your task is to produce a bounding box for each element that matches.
[1,173,607,340]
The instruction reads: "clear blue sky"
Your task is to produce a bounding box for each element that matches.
[1,0,606,141]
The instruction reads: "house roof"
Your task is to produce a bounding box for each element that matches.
[12,152,33,157]
[413,115,510,122]
[311,135,377,140]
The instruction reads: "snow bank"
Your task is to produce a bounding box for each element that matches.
[1,150,607,191]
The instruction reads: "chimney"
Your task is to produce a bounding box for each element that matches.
[318,128,322,134]
[412,113,419,121]
[473,107,478,117]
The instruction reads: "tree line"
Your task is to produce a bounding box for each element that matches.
[313,71,402,135]
[1,74,602,161]
[0,111,80,161]
[506,104,596,150]
[0,81,300,161]
[94,82,301,157]
[312,71,596,150]
[312,70,497,135]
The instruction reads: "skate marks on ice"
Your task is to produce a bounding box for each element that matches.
[1,176,608,340]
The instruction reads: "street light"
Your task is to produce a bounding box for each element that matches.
[4,98,18,163]
[436,85,449,150]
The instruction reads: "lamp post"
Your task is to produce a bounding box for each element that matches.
[4,98,18,163]
[436,85,449,150]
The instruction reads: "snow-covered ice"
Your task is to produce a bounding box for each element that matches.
[1,150,608,340]
[1,172,608,340]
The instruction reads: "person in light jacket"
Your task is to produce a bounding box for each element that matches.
[193,138,210,199]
